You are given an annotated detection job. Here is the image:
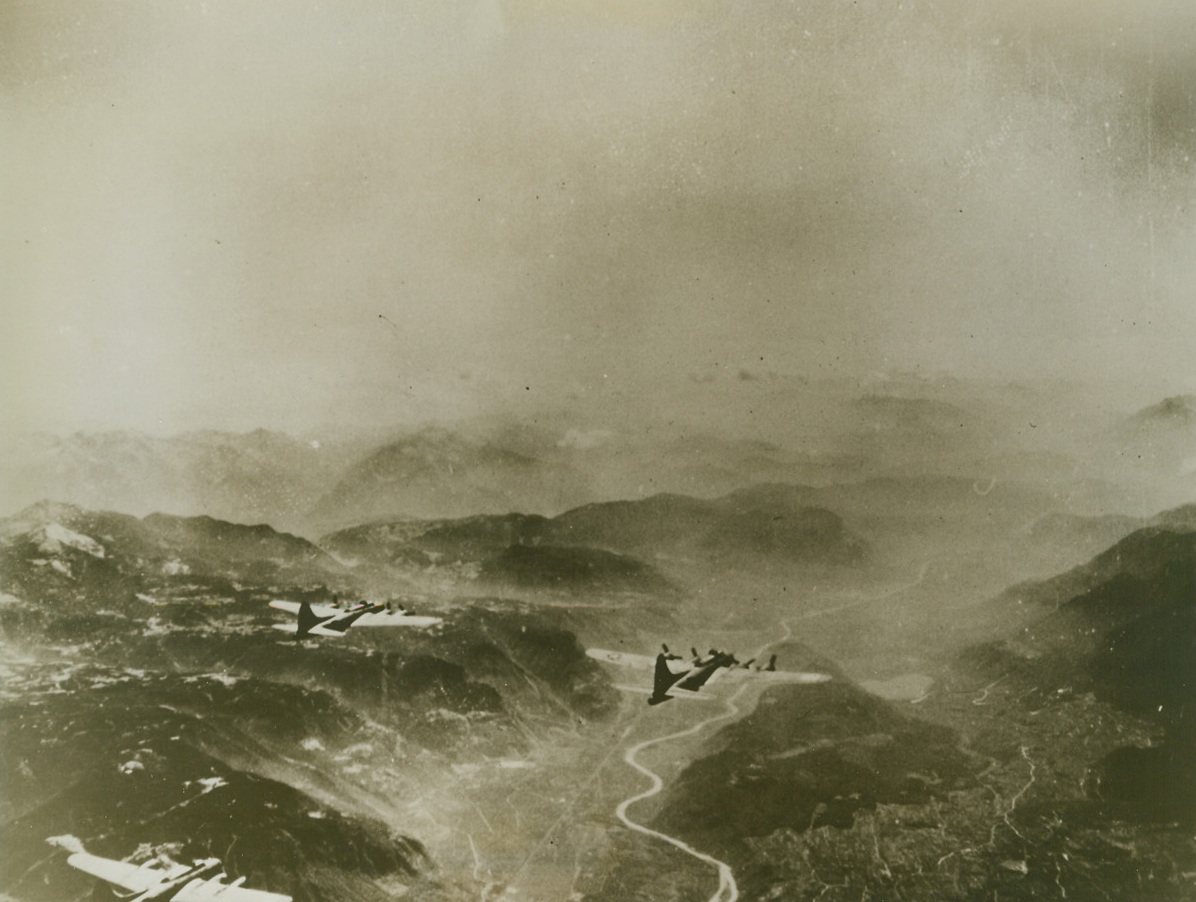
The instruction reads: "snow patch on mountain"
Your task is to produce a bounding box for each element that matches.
[38,523,106,558]
[45,835,87,854]
[186,776,229,795]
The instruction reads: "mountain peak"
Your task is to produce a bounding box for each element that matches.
[2,500,87,533]
[1131,394,1196,425]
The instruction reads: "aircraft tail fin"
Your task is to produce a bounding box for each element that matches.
[765,654,777,672]
[649,653,685,705]
[297,602,321,638]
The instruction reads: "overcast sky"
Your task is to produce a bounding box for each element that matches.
[3,0,1194,435]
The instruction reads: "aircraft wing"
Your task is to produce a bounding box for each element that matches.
[349,611,443,628]
[268,600,302,616]
[586,649,662,670]
[755,670,832,684]
[66,852,179,893]
[172,875,292,901]
[724,669,832,684]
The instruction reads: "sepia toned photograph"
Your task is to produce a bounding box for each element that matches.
[2,2,1194,900]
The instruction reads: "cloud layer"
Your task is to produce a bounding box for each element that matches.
[4,0,1194,433]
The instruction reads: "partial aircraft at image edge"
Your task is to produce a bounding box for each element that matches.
[269,599,443,638]
[587,643,831,705]
[63,850,291,901]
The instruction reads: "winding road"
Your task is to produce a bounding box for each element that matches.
[615,621,796,902]
[612,560,938,901]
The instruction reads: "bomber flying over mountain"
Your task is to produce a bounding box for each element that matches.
[269,599,442,638]
[63,849,291,901]
[586,643,831,705]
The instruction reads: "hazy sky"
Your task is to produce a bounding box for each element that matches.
[3,1,1194,434]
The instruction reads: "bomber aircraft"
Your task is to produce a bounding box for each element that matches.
[587,643,831,705]
[269,599,442,638]
[63,849,291,901]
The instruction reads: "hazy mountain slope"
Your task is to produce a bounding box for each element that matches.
[565,431,867,505]
[308,427,592,529]
[537,486,867,567]
[0,429,363,534]
[1153,501,1196,530]
[1097,394,1196,509]
[319,485,870,595]
[3,379,1159,542]
[654,677,978,852]
[0,501,344,604]
[1011,511,1146,578]
[995,524,1196,614]
[960,524,1196,825]
[406,513,552,560]
[477,544,676,595]
[1126,394,1196,430]
[0,421,865,540]
[968,527,1196,727]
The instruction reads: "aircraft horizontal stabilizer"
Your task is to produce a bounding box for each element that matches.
[613,683,715,700]
[270,623,348,637]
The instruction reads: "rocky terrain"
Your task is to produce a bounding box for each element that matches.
[589,521,1196,902]
[2,392,1194,901]
[0,501,637,900]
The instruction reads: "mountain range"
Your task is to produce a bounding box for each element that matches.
[3,388,1194,901]
[320,484,869,599]
[6,384,1182,539]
